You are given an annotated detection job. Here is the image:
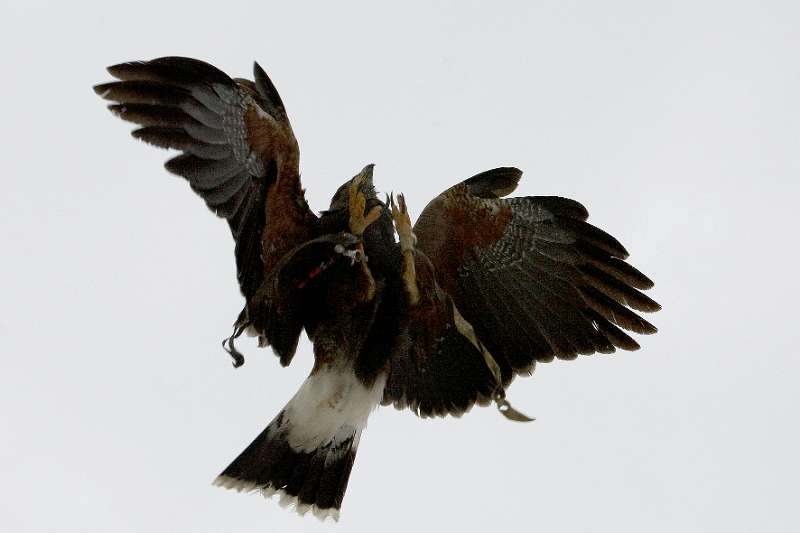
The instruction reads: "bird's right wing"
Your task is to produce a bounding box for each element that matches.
[412,167,660,387]
[95,57,316,301]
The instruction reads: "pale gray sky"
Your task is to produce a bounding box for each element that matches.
[2,1,799,531]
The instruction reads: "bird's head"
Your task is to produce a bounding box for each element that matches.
[328,164,377,211]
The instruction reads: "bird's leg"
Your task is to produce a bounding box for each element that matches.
[391,193,420,306]
[348,175,380,301]
[452,289,535,423]
[349,174,382,236]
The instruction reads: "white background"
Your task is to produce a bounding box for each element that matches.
[2,1,798,531]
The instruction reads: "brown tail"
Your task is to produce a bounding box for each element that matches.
[213,410,360,522]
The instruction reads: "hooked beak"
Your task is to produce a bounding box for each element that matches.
[358,163,375,184]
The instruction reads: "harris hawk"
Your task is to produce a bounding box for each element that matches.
[94,57,660,521]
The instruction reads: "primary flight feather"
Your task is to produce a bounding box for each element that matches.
[94,56,660,521]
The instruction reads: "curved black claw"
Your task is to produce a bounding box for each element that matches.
[222,324,247,368]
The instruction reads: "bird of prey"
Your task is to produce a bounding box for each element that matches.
[94,57,660,521]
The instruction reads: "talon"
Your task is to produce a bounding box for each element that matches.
[391,192,420,306]
[391,193,416,251]
[348,173,382,236]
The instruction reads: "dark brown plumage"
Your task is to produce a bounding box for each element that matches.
[95,56,660,521]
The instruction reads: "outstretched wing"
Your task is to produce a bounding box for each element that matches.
[412,167,660,387]
[94,56,314,300]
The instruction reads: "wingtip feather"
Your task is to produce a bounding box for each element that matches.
[93,83,112,98]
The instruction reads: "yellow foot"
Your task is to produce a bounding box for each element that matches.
[390,193,417,252]
[349,170,382,236]
[391,193,420,306]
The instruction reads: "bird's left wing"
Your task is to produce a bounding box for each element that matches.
[94,57,315,302]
